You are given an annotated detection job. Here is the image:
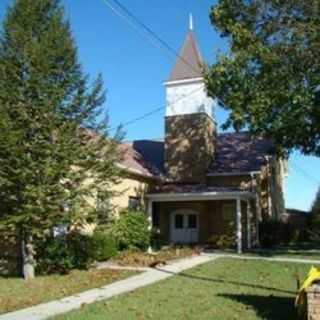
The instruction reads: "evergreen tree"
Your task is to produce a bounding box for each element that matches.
[205,0,320,156]
[0,0,122,279]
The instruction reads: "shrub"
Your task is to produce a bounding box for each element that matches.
[259,220,307,247]
[36,233,96,274]
[110,210,151,251]
[36,230,117,274]
[207,234,235,249]
[91,231,118,262]
[259,220,282,247]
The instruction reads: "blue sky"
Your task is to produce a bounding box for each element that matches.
[1,0,319,211]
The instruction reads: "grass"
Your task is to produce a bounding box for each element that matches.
[0,268,136,315]
[53,258,314,320]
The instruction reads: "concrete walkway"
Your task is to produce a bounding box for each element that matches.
[0,254,216,320]
[1,253,319,320]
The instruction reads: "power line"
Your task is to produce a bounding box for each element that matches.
[110,85,203,131]
[101,0,174,63]
[104,0,201,77]
[101,0,221,129]
[290,160,320,187]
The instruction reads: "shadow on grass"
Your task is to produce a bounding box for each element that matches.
[248,249,320,259]
[218,293,296,320]
[155,268,296,295]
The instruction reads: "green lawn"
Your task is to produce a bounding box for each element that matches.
[0,269,136,315]
[54,258,314,320]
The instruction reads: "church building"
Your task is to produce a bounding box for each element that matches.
[114,20,287,253]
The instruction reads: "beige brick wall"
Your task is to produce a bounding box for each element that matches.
[110,174,155,216]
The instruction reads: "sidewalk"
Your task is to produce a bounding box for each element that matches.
[1,253,318,320]
[0,254,216,320]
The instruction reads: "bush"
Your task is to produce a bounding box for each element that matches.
[259,221,281,247]
[259,220,306,247]
[36,233,95,274]
[91,231,118,262]
[207,234,235,249]
[36,230,117,274]
[110,210,151,251]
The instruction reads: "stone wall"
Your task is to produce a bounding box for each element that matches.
[307,283,320,320]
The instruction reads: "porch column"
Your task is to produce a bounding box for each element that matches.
[247,200,252,250]
[236,197,242,254]
[147,200,153,254]
[255,195,261,247]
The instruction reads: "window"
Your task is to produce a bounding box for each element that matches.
[128,196,141,210]
[223,204,235,221]
[188,214,197,229]
[174,214,184,229]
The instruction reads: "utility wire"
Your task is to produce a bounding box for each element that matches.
[103,0,320,191]
[101,0,174,63]
[290,160,320,187]
[101,0,224,131]
[104,0,202,78]
[110,85,203,131]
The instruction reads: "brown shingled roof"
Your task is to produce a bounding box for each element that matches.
[168,31,203,82]
[119,132,274,178]
[208,132,274,174]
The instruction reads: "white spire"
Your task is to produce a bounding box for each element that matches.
[189,13,193,31]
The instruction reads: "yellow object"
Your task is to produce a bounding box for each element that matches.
[296,266,320,319]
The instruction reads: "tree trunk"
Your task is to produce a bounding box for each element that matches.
[21,235,36,280]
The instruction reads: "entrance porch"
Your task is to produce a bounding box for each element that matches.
[147,190,259,254]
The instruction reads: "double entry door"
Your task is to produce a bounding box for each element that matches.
[171,209,199,244]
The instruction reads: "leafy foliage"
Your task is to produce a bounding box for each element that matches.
[36,233,94,274]
[308,187,320,242]
[91,230,118,262]
[36,230,118,274]
[110,210,151,251]
[0,0,122,276]
[205,0,320,156]
[259,220,306,247]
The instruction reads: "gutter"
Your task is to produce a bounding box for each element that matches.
[207,171,261,177]
[147,190,254,202]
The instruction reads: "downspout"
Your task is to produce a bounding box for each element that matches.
[251,172,261,247]
[265,156,273,219]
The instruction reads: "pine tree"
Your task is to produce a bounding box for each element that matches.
[0,0,122,279]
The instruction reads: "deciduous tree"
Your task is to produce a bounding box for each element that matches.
[205,0,320,156]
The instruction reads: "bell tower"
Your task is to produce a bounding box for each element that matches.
[164,16,216,183]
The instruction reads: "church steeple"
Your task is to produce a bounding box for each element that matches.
[164,17,217,183]
[168,19,203,82]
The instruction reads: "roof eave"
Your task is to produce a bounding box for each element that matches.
[147,191,255,202]
[207,171,261,177]
[116,163,163,181]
